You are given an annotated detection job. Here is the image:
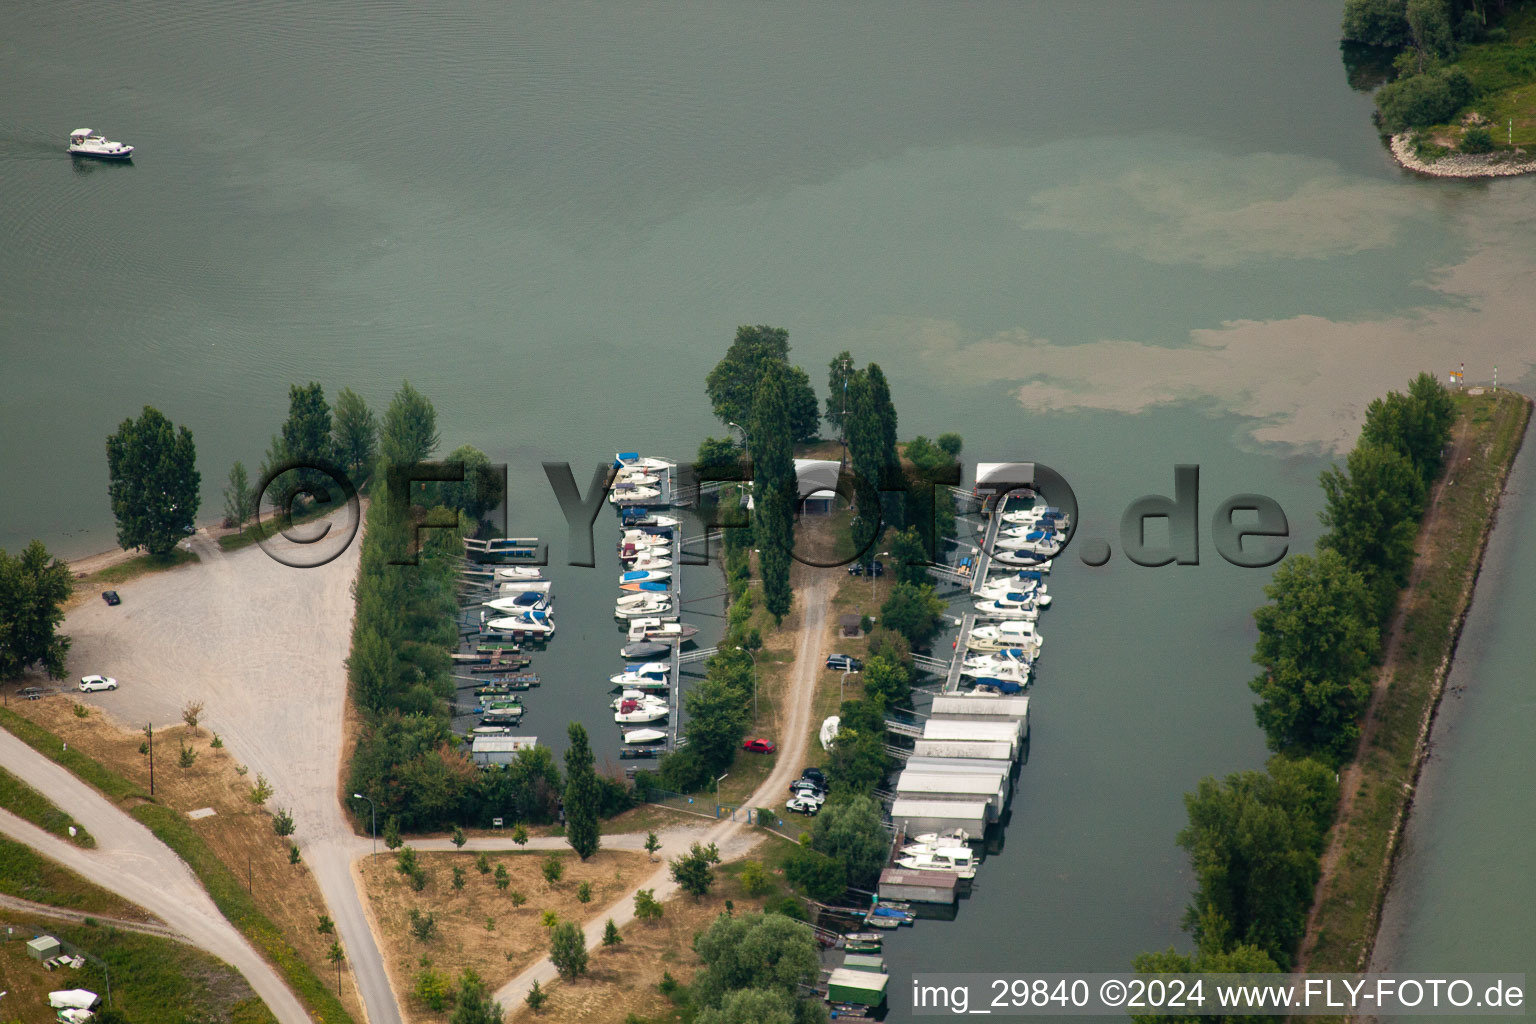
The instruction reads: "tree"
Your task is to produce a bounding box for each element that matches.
[887,525,932,587]
[634,888,664,922]
[384,815,402,850]
[512,823,529,846]
[273,807,296,837]
[781,363,821,443]
[1461,125,1495,152]
[563,722,602,860]
[542,855,564,885]
[281,381,333,492]
[332,387,378,484]
[1131,939,1280,1024]
[223,461,255,529]
[0,541,74,680]
[182,699,205,731]
[811,794,887,889]
[1406,0,1454,69]
[414,963,453,1011]
[380,380,440,470]
[860,654,911,707]
[549,919,589,982]
[739,860,772,897]
[178,744,198,769]
[317,914,335,934]
[1318,441,1425,622]
[705,325,792,428]
[451,824,467,849]
[327,941,345,992]
[105,406,200,557]
[825,697,890,795]
[1176,758,1337,968]
[451,967,505,1024]
[696,436,742,479]
[879,582,946,648]
[1249,550,1378,765]
[438,444,504,522]
[409,908,437,942]
[1343,0,1411,46]
[644,830,661,860]
[475,851,491,874]
[670,841,721,899]
[602,918,625,946]
[784,844,847,901]
[525,979,548,1013]
[452,865,466,891]
[824,350,856,437]
[695,988,801,1024]
[494,863,510,890]
[682,665,753,776]
[1374,65,1473,131]
[750,360,797,623]
[691,912,823,1022]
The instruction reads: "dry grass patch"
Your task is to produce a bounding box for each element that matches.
[4,697,366,1021]
[361,847,650,1019]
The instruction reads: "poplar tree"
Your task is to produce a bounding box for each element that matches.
[332,387,378,484]
[563,723,601,860]
[750,361,795,622]
[105,406,200,557]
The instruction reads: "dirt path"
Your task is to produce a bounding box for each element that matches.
[1295,416,1477,971]
[0,891,185,943]
[489,569,837,1012]
[0,731,311,1024]
[54,512,397,1024]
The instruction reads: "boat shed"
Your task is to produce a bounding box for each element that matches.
[843,953,887,973]
[910,738,1016,763]
[895,771,1009,817]
[903,756,1012,778]
[973,462,1034,497]
[470,735,540,766]
[920,718,1025,759]
[827,967,890,1007]
[27,935,60,961]
[890,797,990,836]
[931,693,1031,728]
[878,866,959,904]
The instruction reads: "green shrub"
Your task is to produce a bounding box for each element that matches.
[1460,125,1495,152]
[1375,66,1474,131]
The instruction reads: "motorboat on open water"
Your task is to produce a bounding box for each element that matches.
[68,129,133,160]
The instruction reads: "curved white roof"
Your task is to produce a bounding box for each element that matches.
[70,128,94,136]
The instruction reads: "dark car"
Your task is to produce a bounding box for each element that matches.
[800,767,827,787]
[102,590,121,606]
[847,560,885,577]
[825,654,863,672]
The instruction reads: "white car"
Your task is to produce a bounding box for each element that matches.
[78,675,118,693]
[786,795,821,816]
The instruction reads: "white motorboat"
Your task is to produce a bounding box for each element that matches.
[614,703,669,723]
[1001,505,1070,529]
[894,853,976,879]
[615,590,664,608]
[608,485,661,504]
[911,829,972,844]
[611,691,667,709]
[68,128,133,160]
[627,618,698,642]
[486,610,556,636]
[973,599,1040,621]
[614,596,677,620]
[485,593,551,614]
[495,566,544,581]
[610,670,670,688]
[977,581,1051,606]
[619,569,672,585]
[497,579,553,594]
[962,662,1030,687]
[614,470,660,486]
[615,453,674,471]
[968,622,1042,653]
[624,513,680,528]
[994,546,1058,566]
[624,554,673,572]
[623,727,667,745]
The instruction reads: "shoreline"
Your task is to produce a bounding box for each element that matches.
[1389,132,1536,178]
[1298,390,1532,975]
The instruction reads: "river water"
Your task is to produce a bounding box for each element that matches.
[3,0,1533,1011]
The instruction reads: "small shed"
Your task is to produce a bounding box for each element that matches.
[838,614,862,638]
[27,935,61,961]
[827,967,889,1007]
[470,735,539,766]
[878,866,959,904]
[843,953,887,973]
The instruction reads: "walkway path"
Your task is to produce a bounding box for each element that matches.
[0,730,311,1024]
[491,569,837,1011]
[0,891,185,943]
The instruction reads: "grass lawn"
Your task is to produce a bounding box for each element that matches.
[0,765,94,847]
[0,700,358,1024]
[0,911,274,1024]
[360,847,651,1020]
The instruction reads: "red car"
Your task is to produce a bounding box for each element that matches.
[742,738,777,754]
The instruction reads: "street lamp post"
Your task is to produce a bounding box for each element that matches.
[726,421,750,466]
[736,646,758,725]
[351,792,377,861]
[715,773,729,819]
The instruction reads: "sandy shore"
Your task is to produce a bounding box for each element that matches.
[1389,133,1536,178]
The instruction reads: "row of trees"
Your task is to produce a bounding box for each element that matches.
[1250,373,1453,767]
[1139,375,1458,980]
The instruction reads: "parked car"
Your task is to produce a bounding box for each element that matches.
[789,781,825,803]
[800,767,827,787]
[79,675,118,693]
[825,654,863,672]
[786,796,821,816]
[847,560,885,577]
[101,590,121,606]
[742,737,777,754]
[17,686,44,701]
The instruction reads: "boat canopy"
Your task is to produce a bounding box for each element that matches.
[70,129,94,137]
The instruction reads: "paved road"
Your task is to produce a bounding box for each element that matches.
[0,729,310,1024]
[61,522,399,1024]
[492,571,836,1010]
